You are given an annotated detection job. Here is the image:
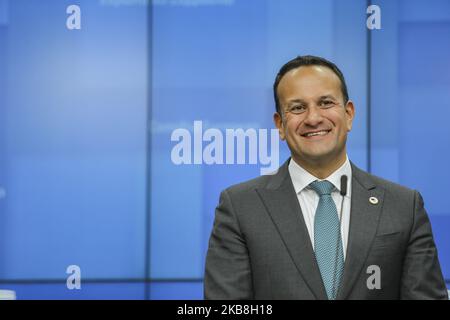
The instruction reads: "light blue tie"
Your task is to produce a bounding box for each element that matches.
[310,180,344,300]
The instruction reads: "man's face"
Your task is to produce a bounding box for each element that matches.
[274,65,355,166]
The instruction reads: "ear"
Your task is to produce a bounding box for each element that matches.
[344,100,355,132]
[273,112,286,140]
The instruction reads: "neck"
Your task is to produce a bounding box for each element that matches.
[291,151,347,180]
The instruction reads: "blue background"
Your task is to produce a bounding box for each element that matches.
[0,0,448,299]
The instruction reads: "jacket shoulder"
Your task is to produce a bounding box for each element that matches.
[223,174,274,195]
[371,173,416,194]
[352,163,417,196]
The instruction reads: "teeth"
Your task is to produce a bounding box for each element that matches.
[305,130,329,137]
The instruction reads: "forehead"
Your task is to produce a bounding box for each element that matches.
[277,65,342,102]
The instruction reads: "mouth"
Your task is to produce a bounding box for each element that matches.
[301,129,332,139]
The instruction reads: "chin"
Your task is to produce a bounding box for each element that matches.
[300,150,334,162]
[301,146,331,156]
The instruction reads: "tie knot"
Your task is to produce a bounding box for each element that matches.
[309,180,335,196]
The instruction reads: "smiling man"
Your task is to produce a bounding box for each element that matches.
[204,55,448,300]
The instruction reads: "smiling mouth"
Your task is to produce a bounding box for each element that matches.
[301,129,331,138]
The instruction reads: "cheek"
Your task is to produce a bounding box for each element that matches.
[285,118,302,134]
[328,113,348,131]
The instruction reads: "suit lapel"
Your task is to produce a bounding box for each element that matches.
[336,162,385,299]
[257,159,385,300]
[256,159,328,300]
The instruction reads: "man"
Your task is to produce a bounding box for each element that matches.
[204,55,448,300]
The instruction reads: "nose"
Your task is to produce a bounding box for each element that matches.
[303,105,323,126]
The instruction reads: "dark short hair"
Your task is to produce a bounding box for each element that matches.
[273,55,349,114]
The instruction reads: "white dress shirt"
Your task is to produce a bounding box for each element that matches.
[288,155,352,260]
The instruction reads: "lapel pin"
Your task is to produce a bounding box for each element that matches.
[369,197,379,205]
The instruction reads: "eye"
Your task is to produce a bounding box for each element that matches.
[289,105,306,113]
[319,100,335,108]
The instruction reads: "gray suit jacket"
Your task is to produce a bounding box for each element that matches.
[204,158,448,299]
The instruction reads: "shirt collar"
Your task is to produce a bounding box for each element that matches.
[288,155,352,197]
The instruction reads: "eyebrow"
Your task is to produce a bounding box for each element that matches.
[318,94,337,101]
[286,99,307,105]
[287,95,338,105]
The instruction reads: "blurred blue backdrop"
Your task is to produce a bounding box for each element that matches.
[0,0,449,299]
